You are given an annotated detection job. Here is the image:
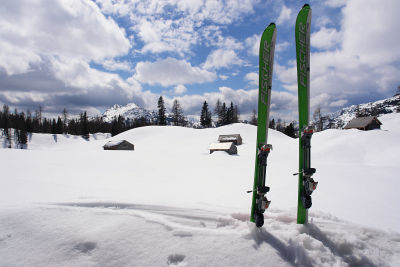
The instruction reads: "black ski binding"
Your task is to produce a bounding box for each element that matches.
[258,144,272,166]
[301,126,313,149]
[300,126,318,210]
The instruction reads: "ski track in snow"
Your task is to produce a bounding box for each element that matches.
[1,202,398,266]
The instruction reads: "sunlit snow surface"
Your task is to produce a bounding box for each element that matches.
[1,113,400,266]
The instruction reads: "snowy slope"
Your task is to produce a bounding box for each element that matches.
[1,114,400,266]
[316,94,400,129]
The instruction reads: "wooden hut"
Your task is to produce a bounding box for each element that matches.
[209,142,237,155]
[344,116,382,130]
[218,134,242,145]
[103,140,134,150]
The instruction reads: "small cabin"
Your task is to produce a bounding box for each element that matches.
[218,134,242,145]
[209,142,237,155]
[103,140,134,150]
[344,116,382,131]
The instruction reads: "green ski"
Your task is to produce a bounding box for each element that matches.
[295,4,318,224]
[249,23,277,228]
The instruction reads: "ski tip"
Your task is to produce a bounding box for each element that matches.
[269,22,276,27]
[302,4,310,8]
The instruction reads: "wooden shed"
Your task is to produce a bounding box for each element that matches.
[218,134,242,145]
[103,140,134,150]
[209,142,237,155]
[344,116,382,130]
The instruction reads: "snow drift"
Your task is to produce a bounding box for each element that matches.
[0,113,399,266]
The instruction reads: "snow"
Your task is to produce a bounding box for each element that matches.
[209,142,234,150]
[103,140,125,147]
[1,113,400,266]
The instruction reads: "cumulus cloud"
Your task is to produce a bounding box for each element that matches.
[311,27,342,50]
[102,59,132,72]
[96,0,258,56]
[276,41,290,52]
[134,57,217,87]
[341,0,400,66]
[0,0,140,115]
[245,34,260,56]
[325,0,347,8]
[276,5,292,25]
[0,0,130,76]
[245,72,258,86]
[203,49,245,70]
[276,0,400,113]
[173,85,187,95]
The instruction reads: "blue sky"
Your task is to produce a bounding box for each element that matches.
[0,0,399,120]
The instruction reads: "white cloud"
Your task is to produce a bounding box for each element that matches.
[96,0,258,56]
[311,27,342,50]
[102,59,132,72]
[245,34,260,56]
[0,0,130,76]
[134,57,217,87]
[173,84,187,95]
[276,0,400,114]
[203,49,245,70]
[276,5,292,25]
[219,75,229,80]
[245,72,258,86]
[325,0,347,8]
[342,0,400,66]
[330,99,348,107]
[276,41,290,52]
[215,36,244,50]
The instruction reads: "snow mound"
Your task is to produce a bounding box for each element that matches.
[1,114,400,266]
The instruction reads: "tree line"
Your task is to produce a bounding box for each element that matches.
[0,104,153,147]
[1,96,299,148]
[249,108,296,138]
[156,97,240,128]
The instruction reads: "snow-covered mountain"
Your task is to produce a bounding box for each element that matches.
[102,102,200,127]
[102,103,156,123]
[314,94,400,129]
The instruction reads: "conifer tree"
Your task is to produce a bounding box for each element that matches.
[219,102,227,126]
[200,101,212,128]
[214,99,222,117]
[250,109,257,126]
[157,96,167,125]
[171,99,185,126]
[80,111,89,140]
[269,118,275,129]
[233,105,239,123]
[284,123,296,138]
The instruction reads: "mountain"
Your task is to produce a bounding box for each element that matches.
[102,103,156,123]
[313,94,400,129]
[102,102,201,127]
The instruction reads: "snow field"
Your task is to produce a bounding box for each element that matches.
[1,113,400,266]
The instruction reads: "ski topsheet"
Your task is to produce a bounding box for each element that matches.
[250,23,276,227]
[295,4,317,224]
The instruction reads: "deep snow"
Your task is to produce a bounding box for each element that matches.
[0,113,400,266]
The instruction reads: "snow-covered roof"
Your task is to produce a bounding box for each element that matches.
[218,134,241,141]
[209,142,234,150]
[344,116,382,129]
[103,140,125,147]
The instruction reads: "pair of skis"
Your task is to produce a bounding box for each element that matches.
[250,4,318,227]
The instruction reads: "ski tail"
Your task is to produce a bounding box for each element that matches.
[295,4,312,224]
[250,23,277,225]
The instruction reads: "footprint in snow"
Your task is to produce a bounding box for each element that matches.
[74,241,97,254]
[173,231,192,238]
[167,254,185,265]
